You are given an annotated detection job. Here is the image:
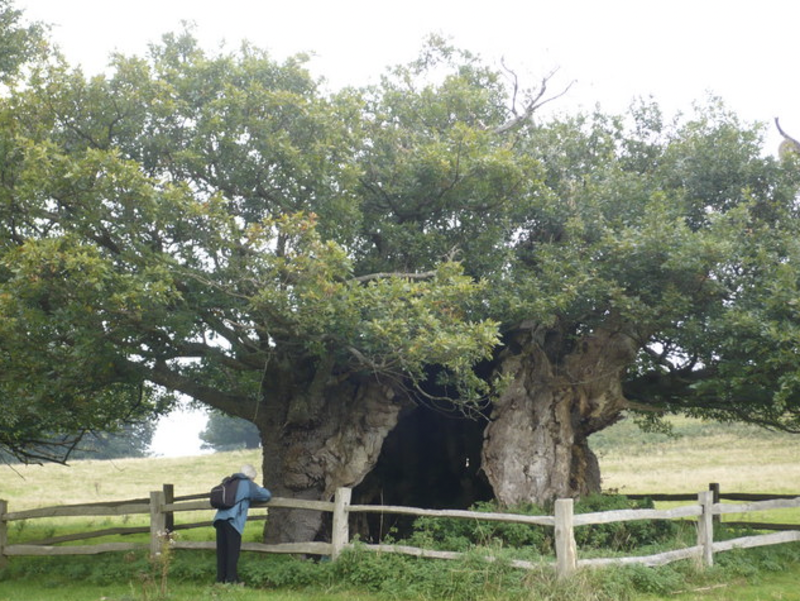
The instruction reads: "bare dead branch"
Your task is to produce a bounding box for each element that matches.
[500,57,520,116]
[494,68,575,135]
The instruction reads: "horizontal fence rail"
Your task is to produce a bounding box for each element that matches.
[1,484,799,579]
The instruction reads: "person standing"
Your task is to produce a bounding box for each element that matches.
[212,463,271,584]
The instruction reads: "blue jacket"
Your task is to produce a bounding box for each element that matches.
[213,473,272,534]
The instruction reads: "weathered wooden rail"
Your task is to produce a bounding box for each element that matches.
[626,482,800,530]
[1,485,799,580]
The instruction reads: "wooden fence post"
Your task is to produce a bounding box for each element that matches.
[0,500,8,569]
[150,490,167,557]
[709,483,721,526]
[331,487,352,561]
[697,490,715,568]
[162,484,175,532]
[554,498,577,580]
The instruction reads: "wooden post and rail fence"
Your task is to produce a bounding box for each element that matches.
[1,484,799,580]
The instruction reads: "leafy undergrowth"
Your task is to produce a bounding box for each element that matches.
[403,493,686,559]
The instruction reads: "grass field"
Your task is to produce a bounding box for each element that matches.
[1,415,800,601]
[595,417,800,527]
[1,448,262,510]
[595,417,800,496]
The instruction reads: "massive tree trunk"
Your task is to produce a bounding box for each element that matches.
[253,360,408,544]
[482,323,638,506]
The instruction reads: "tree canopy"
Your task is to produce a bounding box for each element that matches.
[353,47,800,431]
[2,10,800,530]
[0,27,498,466]
[0,0,44,84]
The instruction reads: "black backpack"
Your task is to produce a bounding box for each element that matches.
[210,474,245,509]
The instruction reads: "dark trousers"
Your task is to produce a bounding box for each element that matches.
[214,519,242,583]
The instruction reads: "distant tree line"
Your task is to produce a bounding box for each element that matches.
[200,410,261,451]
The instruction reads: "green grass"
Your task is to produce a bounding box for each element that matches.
[662,570,800,600]
[638,551,800,601]
[3,570,799,601]
[0,581,379,601]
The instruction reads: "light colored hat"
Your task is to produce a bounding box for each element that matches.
[241,464,257,480]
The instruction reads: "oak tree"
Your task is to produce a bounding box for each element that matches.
[0,30,497,542]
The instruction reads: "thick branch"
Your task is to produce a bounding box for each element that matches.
[142,360,255,418]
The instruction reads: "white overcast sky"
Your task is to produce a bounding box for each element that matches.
[20,0,800,137]
[16,0,800,455]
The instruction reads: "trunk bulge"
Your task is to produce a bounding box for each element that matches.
[482,324,637,506]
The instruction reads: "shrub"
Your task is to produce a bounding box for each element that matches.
[407,500,551,553]
[573,494,678,552]
[404,494,678,556]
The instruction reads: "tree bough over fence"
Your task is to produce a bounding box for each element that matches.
[1,486,799,579]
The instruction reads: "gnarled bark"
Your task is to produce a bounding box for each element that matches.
[482,323,637,506]
[254,373,408,544]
